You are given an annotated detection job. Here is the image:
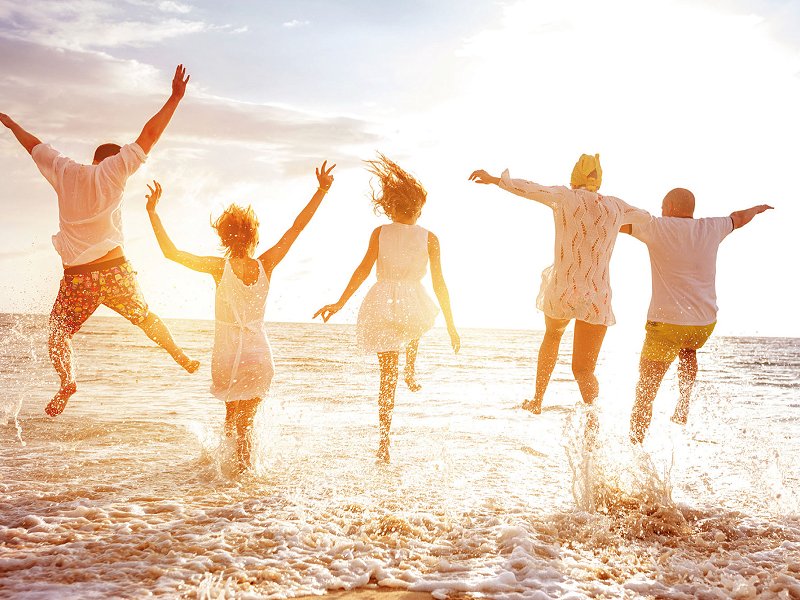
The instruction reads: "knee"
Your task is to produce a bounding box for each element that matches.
[571,363,595,382]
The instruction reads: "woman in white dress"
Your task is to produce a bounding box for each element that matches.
[315,155,460,463]
[469,155,651,414]
[145,161,335,470]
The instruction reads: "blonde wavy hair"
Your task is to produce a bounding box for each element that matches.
[366,154,427,220]
[211,204,260,258]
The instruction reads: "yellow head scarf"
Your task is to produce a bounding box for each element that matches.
[570,153,602,192]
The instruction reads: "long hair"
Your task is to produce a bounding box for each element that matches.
[211,204,260,258]
[365,154,427,220]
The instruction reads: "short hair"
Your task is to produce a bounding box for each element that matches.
[93,143,122,164]
[211,204,260,258]
[366,154,427,220]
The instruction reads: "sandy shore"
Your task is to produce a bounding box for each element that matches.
[296,588,434,600]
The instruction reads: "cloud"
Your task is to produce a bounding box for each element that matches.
[0,0,207,50]
[157,0,192,13]
[282,19,310,28]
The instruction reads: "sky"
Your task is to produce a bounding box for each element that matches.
[1,0,799,337]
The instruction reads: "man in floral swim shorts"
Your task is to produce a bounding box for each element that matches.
[0,65,199,416]
[623,188,772,443]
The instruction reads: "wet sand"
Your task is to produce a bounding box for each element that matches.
[297,589,433,600]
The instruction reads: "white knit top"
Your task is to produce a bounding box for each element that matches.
[499,169,651,326]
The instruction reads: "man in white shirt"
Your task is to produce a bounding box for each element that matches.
[622,188,772,443]
[1,64,198,417]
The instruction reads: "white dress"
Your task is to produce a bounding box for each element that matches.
[210,260,275,403]
[499,169,652,326]
[356,223,439,353]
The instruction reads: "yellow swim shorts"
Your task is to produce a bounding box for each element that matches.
[640,321,716,363]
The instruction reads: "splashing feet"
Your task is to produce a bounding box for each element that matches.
[376,440,390,464]
[45,381,77,417]
[521,398,542,414]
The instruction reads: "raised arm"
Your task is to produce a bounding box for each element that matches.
[428,232,460,353]
[469,168,565,208]
[313,227,380,323]
[258,160,335,274]
[730,204,773,230]
[145,181,224,281]
[135,65,190,155]
[0,113,43,154]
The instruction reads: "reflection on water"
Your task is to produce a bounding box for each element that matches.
[0,314,798,598]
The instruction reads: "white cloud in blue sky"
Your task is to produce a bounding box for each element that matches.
[1,0,798,334]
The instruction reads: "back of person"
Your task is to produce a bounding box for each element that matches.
[214,259,270,336]
[630,216,732,326]
[31,143,146,265]
[376,223,429,283]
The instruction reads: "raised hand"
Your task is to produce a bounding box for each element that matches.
[316,160,336,190]
[468,169,499,185]
[0,113,13,128]
[313,302,341,323]
[145,180,163,213]
[171,64,190,101]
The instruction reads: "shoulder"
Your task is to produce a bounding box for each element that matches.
[31,143,65,165]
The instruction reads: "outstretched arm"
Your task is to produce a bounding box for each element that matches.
[0,113,43,154]
[135,65,190,155]
[730,204,773,229]
[145,181,224,280]
[258,160,336,274]
[313,227,379,323]
[469,168,564,207]
[428,232,460,353]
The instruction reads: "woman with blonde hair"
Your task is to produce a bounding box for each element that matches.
[470,155,650,416]
[146,161,335,471]
[315,155,459,463]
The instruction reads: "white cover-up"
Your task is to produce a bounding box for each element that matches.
[630,216,734,326]
[356,223,439,353]
[31,143,147,266]
[211,260,274,403]
[499,169,652,326]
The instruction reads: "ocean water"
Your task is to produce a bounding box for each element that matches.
[1,313,799,599]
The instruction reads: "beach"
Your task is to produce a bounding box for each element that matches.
[1,314,799,599]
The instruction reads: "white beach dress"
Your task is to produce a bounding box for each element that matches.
[210,260,275,403]
[499,170,652,326]
[356,223,439,353]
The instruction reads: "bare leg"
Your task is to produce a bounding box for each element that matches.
[234,398,261,471]
[138,312,199,373]
[45,321,78,417]
[224,401,237,437]
[377,351,399,463]
[672,349,698,425]
[630,358,672,444]
[571,320,608,444]
[523,316,570,413]
[403,339,422,392]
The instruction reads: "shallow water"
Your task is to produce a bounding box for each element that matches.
[1,314,799,599]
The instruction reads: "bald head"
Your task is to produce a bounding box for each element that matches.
[661,188,695,218]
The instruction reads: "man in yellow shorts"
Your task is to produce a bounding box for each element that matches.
[622,188,772,444]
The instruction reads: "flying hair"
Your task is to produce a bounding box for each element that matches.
[365,154,427,220]
[211,204,260,258]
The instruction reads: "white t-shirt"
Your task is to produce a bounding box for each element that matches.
[31,142,147,266]
[630,216,734,326]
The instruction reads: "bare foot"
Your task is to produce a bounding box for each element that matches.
[376,441,390,464]
[521,398,542,414]
[403,371,422,392]
[670,412,688,426]
[177,356,200,373]
[45,381,77,417]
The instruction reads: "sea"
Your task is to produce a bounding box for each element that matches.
[1,313,798,599]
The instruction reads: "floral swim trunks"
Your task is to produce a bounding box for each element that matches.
[49,258,150,336]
